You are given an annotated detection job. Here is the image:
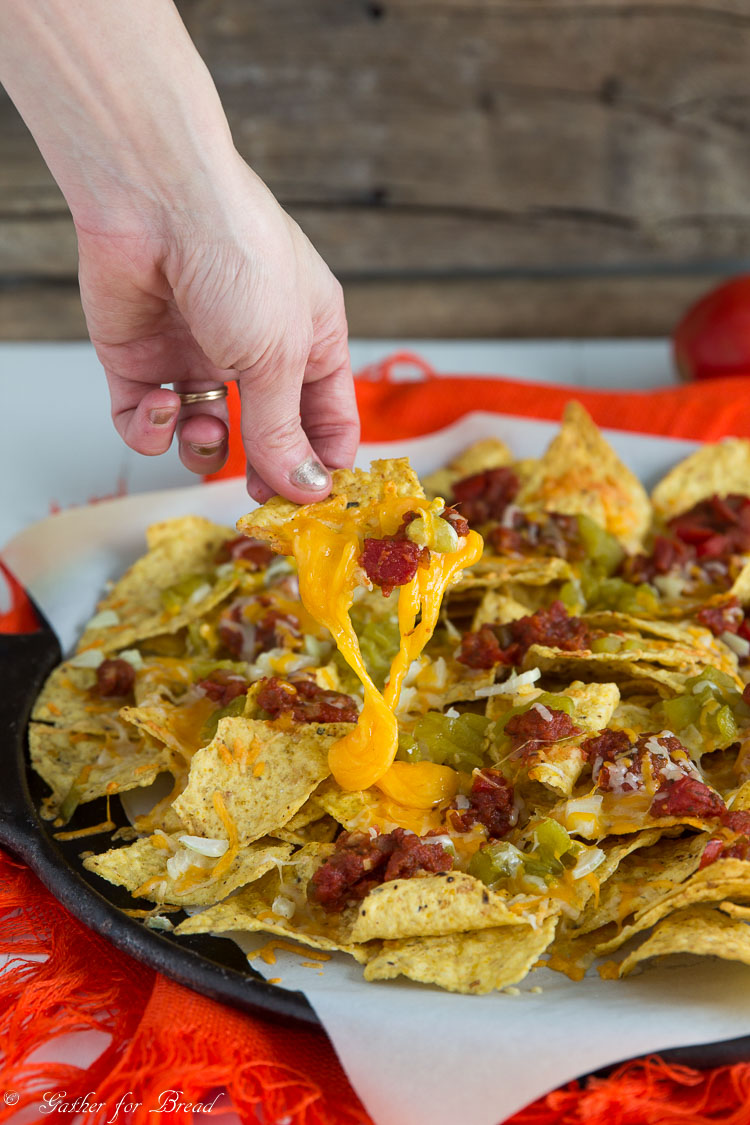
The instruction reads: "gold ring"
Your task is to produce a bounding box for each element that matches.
[175,386,228,405]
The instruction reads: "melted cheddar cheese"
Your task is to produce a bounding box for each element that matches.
[281,491,483,796]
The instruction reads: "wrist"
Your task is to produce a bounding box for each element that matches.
[68,126,244,240]
[0,0,241,238]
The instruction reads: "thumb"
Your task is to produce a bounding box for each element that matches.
[239,359,332,504]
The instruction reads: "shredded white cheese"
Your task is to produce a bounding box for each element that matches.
[178,835,229,858]
[87,609,120,629]
[272,895,296,920]
[721,631,750,658]
[531,702,553,722]
[188,582,212,605]
[572,847,605,880]
[145,915,174,932]
[475,668,542,698]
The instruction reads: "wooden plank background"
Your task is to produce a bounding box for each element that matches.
[2,0,750,338]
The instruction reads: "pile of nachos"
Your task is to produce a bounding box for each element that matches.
[29,402,750,994]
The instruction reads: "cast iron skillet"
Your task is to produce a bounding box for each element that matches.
[3,600,750,1068]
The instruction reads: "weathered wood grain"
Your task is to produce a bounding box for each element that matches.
[2,0,750,337]
[0,273,724,340]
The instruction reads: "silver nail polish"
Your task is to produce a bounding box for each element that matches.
[291,457,329,490]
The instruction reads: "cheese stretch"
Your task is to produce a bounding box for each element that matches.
[287,496,483,797]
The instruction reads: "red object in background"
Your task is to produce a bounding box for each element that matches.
[0,560,39,634]
[673,276,750,381]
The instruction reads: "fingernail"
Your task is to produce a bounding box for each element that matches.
[291,457,329,490]
[149,408,176,426]
[189,439,225,457]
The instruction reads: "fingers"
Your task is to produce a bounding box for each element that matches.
[171,381,231,475]
[238,355,332,505]
[110,385,182,456]
[240,362,358,504]
[238,301,358,502]
[300,363,360,471]
[100,328,233,472]
[246,466,276,504]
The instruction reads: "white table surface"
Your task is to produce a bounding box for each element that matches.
[0,338,677,1124]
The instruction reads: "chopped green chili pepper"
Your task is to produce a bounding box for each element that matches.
[200,695,248,742]
[576,514,624,576]
[468,840,525,886]
[161,573,211,615]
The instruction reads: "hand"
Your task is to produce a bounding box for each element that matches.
[76,159,359,503]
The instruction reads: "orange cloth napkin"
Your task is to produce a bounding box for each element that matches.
[5,353,750,1125]
[208,351,750,486]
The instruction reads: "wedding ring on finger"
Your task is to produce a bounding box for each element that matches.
[175,386,228,406]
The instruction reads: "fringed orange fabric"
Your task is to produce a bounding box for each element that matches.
[508,1055,750,1124]
[208,355,750,487]
[0,849,369,1124]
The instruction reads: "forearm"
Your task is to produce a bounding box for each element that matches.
[0,0,238,232]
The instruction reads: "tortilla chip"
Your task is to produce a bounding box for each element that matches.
[544,830,684,977]
[487,680,620,731]
[350,871,530,942]
[31,663,119,731]
[584,611,710,646]
[171,717,350,844]
[120,696,217,763]
[730,561,750,605]
[618,905,750,976]
[130,776,188,836]
[526,741,587,796]
[423,438,514,500]
[584,613,740,679]
[175,843,371,961]
[515,403,652,552]
[312,780,381,829]
[543,925,611,981]
[363,915,558,994]
[573,833,706,936]
[718,901,750,921]
[455,556,573,592]
[651,439,750,522]
[608,699,658,735]
[274,815,339,845]
[76,517,237,654]
[28,722,172,809]
[728,780,750,812]
[272,798,340,844]
[524,641,725,683]
[237,459,424,554]
[84,833,292,906]
[472,591,534,630]
[594,856,750,957]
[612,665,691,696]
